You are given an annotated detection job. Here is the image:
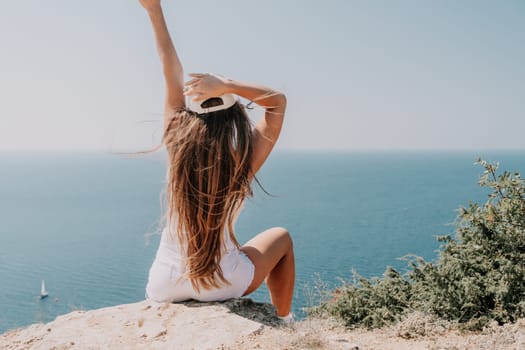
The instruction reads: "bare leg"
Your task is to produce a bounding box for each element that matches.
[241,227,295,317]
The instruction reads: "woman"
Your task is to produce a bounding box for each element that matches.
[139,0,295,322]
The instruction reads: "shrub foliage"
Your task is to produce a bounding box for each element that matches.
[316,160,525,330]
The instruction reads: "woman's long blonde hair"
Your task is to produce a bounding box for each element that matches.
[163,102,253,291]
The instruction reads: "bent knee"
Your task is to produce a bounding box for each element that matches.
[273,227,293,249]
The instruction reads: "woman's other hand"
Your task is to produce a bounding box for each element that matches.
[139,0,161,11]
[184,73,230,102]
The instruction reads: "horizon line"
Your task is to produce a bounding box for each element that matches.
[1,148,524,154]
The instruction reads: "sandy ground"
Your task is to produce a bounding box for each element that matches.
[1,299,524,350]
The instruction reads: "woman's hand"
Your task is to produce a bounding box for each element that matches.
[183,73,230,102]
[139,0,161,11]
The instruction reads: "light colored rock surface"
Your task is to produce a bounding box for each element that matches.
[0,299,275,350]
[2,299,525,350]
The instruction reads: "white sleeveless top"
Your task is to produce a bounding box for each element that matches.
[156,220,241,275]
[146,221,255,302]
[146,200,255,303]
[160,226,238,260]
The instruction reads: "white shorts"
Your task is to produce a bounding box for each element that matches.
[145,242,255,303]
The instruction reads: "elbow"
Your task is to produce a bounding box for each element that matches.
[275,92,287,110]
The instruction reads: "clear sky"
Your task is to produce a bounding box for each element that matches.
[1,0,524,151]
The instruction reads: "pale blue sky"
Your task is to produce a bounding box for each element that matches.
[1,0,524,151]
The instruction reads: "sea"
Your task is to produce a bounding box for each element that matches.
[1,150,524,334]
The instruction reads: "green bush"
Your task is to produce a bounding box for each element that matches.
[315,159,525,330]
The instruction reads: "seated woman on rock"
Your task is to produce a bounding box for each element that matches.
[139,0,295,322]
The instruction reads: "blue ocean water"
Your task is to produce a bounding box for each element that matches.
[0,151,523,333]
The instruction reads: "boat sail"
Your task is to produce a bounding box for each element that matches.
[40,280,49,299]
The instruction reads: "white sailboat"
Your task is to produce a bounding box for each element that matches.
[40,280,49,299]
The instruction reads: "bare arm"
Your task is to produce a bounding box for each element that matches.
[184,73,287,177]
[225,80,286,177]
[140,1,185,129]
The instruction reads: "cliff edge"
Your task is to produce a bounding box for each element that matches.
[0,299,282,350]
[1,299,524,350]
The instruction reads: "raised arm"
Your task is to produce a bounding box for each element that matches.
[225,80,286,177]
[140,0,185,129]
[184,73,287,177]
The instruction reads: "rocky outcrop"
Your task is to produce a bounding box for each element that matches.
[2,299,524,350]
[0,299,279,350]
